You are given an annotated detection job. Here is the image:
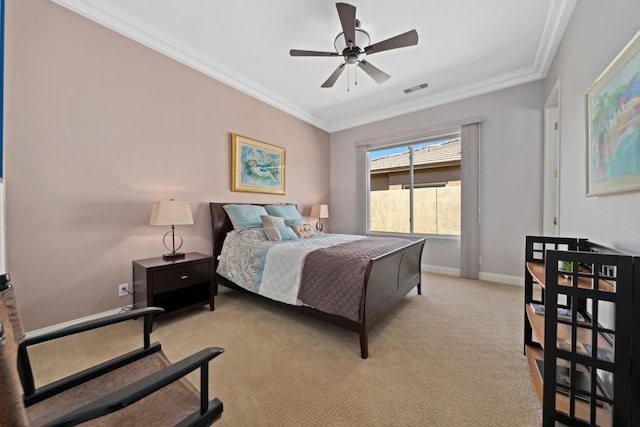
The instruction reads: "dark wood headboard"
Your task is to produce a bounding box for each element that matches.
[209,203,234,269]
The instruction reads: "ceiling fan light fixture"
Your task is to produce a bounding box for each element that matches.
[334,27,370,54]
[289,3,418,88]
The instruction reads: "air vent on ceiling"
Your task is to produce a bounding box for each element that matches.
[404,82,429,94]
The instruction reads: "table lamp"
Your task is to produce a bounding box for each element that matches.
[310,204,329,231]
[149,199,194,260]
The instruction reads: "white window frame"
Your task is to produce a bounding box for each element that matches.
[365,131,461,240]
[354,117,481,240]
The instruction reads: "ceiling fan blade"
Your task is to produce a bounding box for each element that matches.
[290,49,340,57]
[358,60,391,84]
[321,63,347,88]
[364,29,419,55]
[336,3,357,47]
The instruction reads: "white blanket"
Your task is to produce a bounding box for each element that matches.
[257,234,364,304]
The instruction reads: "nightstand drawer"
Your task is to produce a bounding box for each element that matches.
[152,262,210,294]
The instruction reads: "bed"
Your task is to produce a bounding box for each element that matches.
[210,202,425,358]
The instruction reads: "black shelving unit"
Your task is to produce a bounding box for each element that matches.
[523,235,640,426]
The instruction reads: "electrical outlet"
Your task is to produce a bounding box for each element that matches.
[118,283,129,297]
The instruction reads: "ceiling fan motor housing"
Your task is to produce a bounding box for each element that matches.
[343,47,361,64]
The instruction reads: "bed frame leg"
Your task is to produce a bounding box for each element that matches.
[359,328,368,359]
[417,282,422,295]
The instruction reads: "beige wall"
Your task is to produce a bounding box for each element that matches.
[5,0,329,330]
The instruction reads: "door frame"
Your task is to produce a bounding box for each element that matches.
[542,80,560,236]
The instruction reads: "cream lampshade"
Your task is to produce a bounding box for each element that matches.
[150,200,194,260]
[311,204,329,231]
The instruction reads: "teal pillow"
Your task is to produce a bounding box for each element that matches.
[263,225,299,241]
[223,204,269,230]
[264,204,307,225]
[277,226,298,241]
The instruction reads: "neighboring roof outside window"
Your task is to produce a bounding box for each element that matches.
[370,139,461,173]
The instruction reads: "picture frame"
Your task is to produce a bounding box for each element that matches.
[586,30,640,196]
[231,134,286,195]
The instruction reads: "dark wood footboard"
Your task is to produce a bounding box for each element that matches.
[209,202,425,359]
[359,238,424,358]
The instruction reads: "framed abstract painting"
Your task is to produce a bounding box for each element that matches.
[231,134,286,195]
[586,30,640,196]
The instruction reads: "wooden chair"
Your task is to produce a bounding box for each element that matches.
[0,273,224,426]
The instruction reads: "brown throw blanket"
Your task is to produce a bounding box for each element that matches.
[298,237,412,322]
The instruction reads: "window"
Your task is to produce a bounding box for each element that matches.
[368,135,461,236]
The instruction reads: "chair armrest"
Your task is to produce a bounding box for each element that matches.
[19,307,165,399]
[44,347,225,427]
[24,307,164,346]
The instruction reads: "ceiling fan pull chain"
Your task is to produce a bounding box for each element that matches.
[355,64,358,86]
[347,65,350,92]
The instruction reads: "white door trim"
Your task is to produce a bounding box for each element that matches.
[543,80,560,236]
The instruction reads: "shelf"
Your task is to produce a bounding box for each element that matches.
[526,303,614,358]
[526,303,545,344]
[526,262,615,292]
[526,344,612,426]
[526,345,544,402]
[154,283,210,314]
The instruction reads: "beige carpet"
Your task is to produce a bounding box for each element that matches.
[27,273,541,426]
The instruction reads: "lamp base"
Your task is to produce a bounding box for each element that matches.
[163,252,186,261]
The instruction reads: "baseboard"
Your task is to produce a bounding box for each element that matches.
[26,305,134,339]
[478,272,523,287]
[422,264,460,277]
[422,264,523,286]
[27,266,523,337]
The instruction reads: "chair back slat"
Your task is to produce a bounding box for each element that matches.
[0,273,30,426]
[0,275,26,346]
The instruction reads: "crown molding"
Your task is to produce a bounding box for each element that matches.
[50,0,331,131]
[328,0,577,132]
[50,0,576,134]
[328,67,540,132]
[531,0,577,77]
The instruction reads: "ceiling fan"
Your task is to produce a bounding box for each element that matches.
[290,2,418,88]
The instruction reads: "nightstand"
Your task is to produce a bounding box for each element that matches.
[132,252,215,327]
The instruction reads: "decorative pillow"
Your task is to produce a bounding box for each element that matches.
[291,223,315,238]
[264,204,308,225]
[263,227,279,241]
[278,226,299,240]
[263,226,299,241]
[223,204,268,230]
[261,215,286,228]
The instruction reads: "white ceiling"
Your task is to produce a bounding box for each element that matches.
[51,0,577,133]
